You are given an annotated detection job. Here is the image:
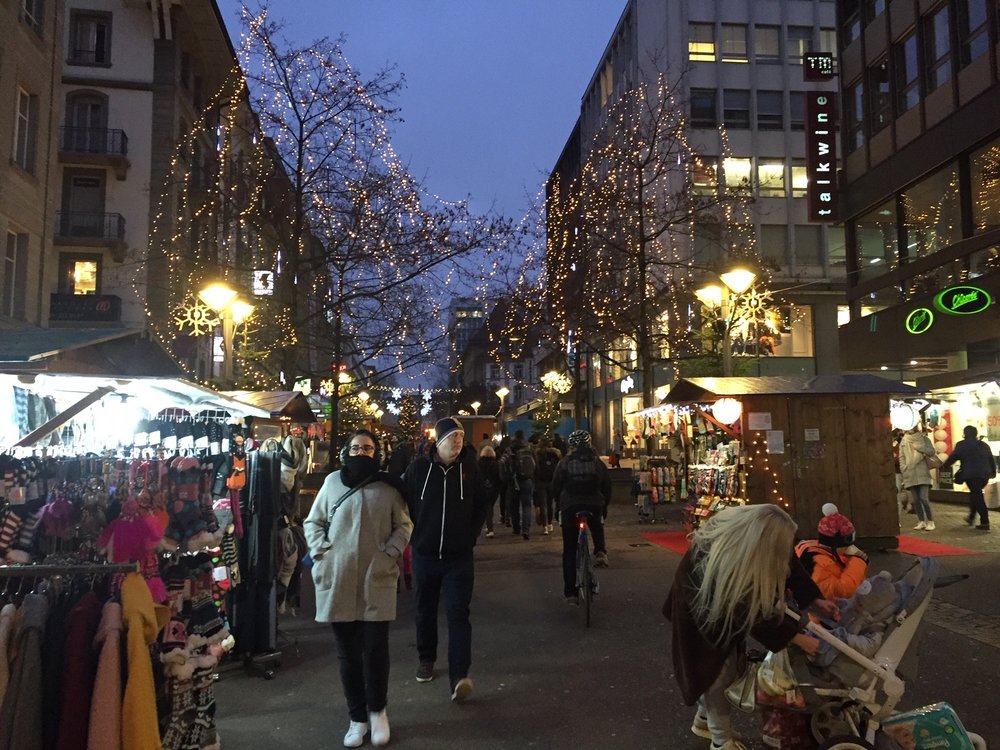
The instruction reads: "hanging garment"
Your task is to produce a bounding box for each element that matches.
[88,602,124,750]
[56,591,102,750]
[121,572,169,750]
[0,603,16,705]
[0,593,48,750]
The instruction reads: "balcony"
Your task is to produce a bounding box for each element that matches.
[58,127,130,179]
[49,293,122,324]
[55,212,127,261]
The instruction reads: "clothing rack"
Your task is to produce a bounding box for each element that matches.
[0,562,139,577]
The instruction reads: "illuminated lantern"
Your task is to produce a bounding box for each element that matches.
[890,402,919,431]
[712,398,743,425]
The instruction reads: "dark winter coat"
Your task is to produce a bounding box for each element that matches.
[551,446,611,512]
[403,445,489,558]
[663,549,821,705]
[478,456,501,500]
[942,436,997,481]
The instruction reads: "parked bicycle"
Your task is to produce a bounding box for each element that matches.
[575,510,599,626]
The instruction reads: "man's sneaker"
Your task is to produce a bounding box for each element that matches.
[415,661,434,682]
[965,516,976,526]
[564,595,579,605]
[914,521,927,530]
[710,740,749,750]
[594,551,609,568]
[451,677,473,702]
[485,530,495,538]
[542,526,549,535]
[976,524,991,531]
[343,720,369,748]
[691,713,711,739]
[924,521,936,530]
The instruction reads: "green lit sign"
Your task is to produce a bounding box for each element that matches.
[933,285,992,315]
[905,308,934,335]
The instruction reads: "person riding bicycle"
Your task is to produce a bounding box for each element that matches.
[551,430,611,604]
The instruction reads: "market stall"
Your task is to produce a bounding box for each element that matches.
[661,375,921,545]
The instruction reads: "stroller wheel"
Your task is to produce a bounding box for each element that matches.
[818,736,875,750]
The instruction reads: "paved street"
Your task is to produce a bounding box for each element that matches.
[215,500,1000,749]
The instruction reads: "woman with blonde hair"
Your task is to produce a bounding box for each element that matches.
[663,504,838,750]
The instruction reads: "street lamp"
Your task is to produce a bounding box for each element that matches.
[495,386,509,436]
[470,401,481,415]
[199,281,255,382]
[696,266,757,377]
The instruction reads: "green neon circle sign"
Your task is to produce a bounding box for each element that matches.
[933,285,992,315]
[906,307,934,334]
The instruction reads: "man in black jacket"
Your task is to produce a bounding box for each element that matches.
[942,425,997,530]
[402,417,489,702]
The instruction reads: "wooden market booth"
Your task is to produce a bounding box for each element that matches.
[663,375,921,546]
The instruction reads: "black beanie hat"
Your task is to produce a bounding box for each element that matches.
[434,417,464,443]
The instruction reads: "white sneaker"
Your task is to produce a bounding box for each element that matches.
[691,712,711,738]
[451,677,473,702]
[370,709,390,746]
[343,720,369,748]
[914,521,927,530]
[924,521,936,531]
[485,530,495,538]
[710,740,749,750]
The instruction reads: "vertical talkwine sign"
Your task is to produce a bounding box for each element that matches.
[805,92,838,222]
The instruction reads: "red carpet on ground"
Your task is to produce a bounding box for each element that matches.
[895,535,977,556]
[641,530,690,554]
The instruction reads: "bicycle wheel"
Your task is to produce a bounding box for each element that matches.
[576,533,591,627]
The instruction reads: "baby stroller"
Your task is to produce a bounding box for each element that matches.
[782,556,988,750]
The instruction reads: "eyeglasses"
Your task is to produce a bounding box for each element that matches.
[349,444,376,455]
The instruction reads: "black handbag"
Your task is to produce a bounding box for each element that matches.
[954,468,965,485]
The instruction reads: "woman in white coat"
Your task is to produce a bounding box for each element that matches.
[898,426,937,530]
[305,430,413,748]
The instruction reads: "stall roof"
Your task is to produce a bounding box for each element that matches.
[223,390,317,422]
[0,328,183,377]
[663,375,922,403]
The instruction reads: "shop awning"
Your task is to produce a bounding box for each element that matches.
[223,390,317,422]
[0,328,183,377]
[662,375,923,404]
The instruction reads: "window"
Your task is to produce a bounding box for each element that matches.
[58,254,101,294]
[791,162,808,197]
[902,162,961,259]
[867,59,891,134]
[513,363,524,379]
[693,223,723,264]
[757,90,783,129]
[846,80,865,151]
[3,233,28,319]
[827,225,847,268]
[894,33,921,114]
[690,89,717,128]
[69,11,111,65]
[864,0,886,22]
[855,199,898,280]
[720,24,748,62]
[787,26,814,63]
[761,225,788,264]
[20,0,43,34]
[795,225,822,265]
[924,5,952,92]
[819,28,838,59]
[689,23,716,61]
[599,60,615,106]
[723,157,752,191]
[971,137,1000,233]
[692,157,718,195]
[14,88,38,173]
[957,0,989,67]
[758,161,786,197]
[754,25,781,63]
[789,92,806,130]
[723,89,750,129]
[490,364,501,379]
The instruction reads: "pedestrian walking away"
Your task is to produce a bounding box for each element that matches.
[478,444,501,538]
[303,430,413,748]
[942,425,997,531]
[402,417,490,703]
[899,425,938,530]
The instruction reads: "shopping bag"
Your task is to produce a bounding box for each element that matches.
[757,650,805,710]
[985,481,1000,510]
[725,660,759,713]
[923,454,944,469]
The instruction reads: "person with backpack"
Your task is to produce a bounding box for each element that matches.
[941,424,998,531]
[478,445,501,538]
[505,430,537,540]
[551,430,612,603]
[533,436,561,535]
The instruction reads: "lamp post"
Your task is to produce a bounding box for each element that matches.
[495,386,509,436]
[470,401,481,415]
[696,267,757,377]
[199,281,255,382]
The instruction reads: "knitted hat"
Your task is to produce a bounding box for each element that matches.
[818,502,856,547]
[567,430,592,449]
[434,417,464,443]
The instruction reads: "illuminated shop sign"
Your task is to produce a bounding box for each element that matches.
[905,285,992,334]
[803,54,835,82]
[805,92,838,222]
[933,285,992,315]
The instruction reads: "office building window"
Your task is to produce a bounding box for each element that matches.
[490,364,501,379]
[924,5,952,92]
[864,0,886,22]
[819,28,838,59]
[723,157,752,191]
[690,88,717,128]
[723,89,750,129]
[20,0,43,34]
[754,26,781,63]
[790,92,806,130]
[69,11,112,65]
[513,363,524,379]
[795,225,822,265]
[721,24,748,62]
[14,88,38,173]
[894,33,921,114]
[855,199,898,280]
[846,80,865,151]
[971,137,1000,233]
[791,162,808,197]
[692,158,718,196]
[787,26,814,63]
[957,0,989,67]
[867,59,891,134]
[827,225,847,269]
[3,232,28,319]
[761,225,788,264]
[758,161,786,197]
[689,23,716,61]
[58,254,101,294]
[693,222,723,264]
[902,162,961,259]
[757,90,783,130]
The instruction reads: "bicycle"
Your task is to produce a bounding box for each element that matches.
[575,511,599,626]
